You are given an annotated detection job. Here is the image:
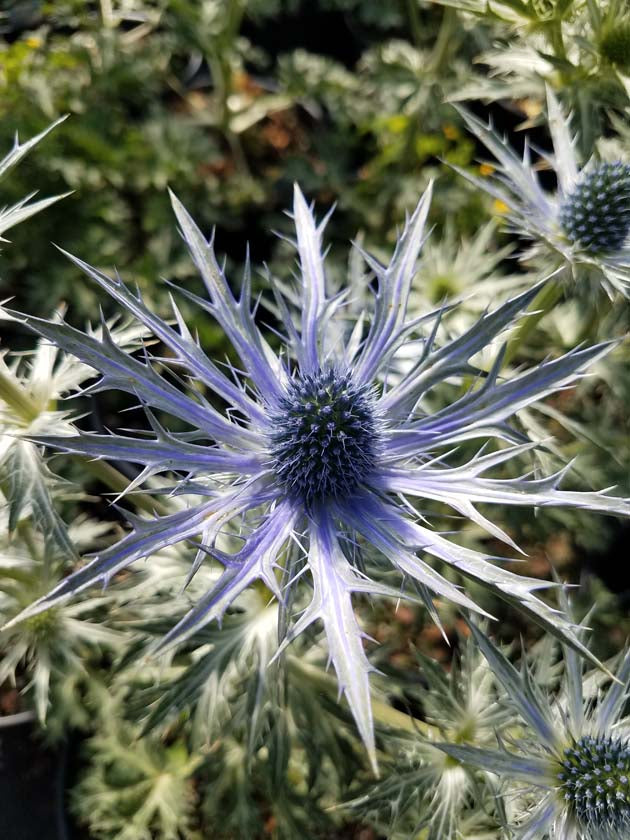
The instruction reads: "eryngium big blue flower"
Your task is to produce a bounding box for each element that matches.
[559,162,630,254]
[438,624,630,840]
[6,185,630,766]
[453,89,630,297]
[559,735,630,831]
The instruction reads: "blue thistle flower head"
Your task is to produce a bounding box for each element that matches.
[558,735,630,834]
[452,89,630,297]
[436,623,630,840]
[559,162,630,254]
[5,183,630,770]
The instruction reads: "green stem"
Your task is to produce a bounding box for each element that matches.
[430,7,457,75]
[503,278,564,368]
[547,18,567,62]
[576,300,608,344]
[80,459,170,516]
[406,0,423,47]
[288,656,433,737]
[17,520,42,564]
[99,0,115,28]
[0,369,40,422]
[209,0,249,174]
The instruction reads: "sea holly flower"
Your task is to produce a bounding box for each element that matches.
[438,623,630,840]
[452,89,630,297]
[4,184,630,768]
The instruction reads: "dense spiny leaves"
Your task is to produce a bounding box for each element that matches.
[268,367,379,507]
[557,735,630,837]
[559,163,630,254]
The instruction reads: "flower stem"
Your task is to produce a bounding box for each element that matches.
[547,18,567,62]
[406,0,423,47]
[0,368,40,422]
[81,459,169,516]
[430,7,457,74]
[502,278,563,368]
[288,656,433,737]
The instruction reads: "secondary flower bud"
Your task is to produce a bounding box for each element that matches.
[559,162,630,254]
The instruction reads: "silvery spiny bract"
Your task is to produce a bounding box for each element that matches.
[453,89,630,297]
[347,632,508,839]
[407,219,526,312]
[6,184,630,767]
[439,623,630,840]
[0,510,120,726]
[0,308,145,559]
[0,116,68,242]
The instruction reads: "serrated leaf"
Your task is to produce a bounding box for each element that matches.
[1,440,77,561]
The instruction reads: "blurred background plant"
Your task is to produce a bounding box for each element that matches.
[1,1,629,838]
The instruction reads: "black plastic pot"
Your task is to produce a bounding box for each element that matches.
[0,711,71,840]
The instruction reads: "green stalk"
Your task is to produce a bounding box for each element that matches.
[17,520,42,565]
[502,278,564,368]
[99,0,115,27]
[405,0,423,47]
[209,0,249,175]
[81,459,170,516]
[547,17,567,62]
[430,7,457,75]
[0,369,40,422]
[288,656,433,737]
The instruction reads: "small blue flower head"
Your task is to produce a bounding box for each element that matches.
[5,184,630,770]
[558,735,630,834]
[453,89,630,297]
[436,623,630,840]
[559,162,630,254]
[269,366,380,508]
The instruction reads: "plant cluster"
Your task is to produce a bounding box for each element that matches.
[1,2,630,839]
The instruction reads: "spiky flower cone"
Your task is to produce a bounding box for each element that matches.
[557,735,630,838]
[559,162,630,254]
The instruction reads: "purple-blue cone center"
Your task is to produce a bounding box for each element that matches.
[559,161,630,254]
[557,735,630,834]
[268,367,379,506]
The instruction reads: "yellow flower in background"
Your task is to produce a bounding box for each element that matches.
[443,122,459,140]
